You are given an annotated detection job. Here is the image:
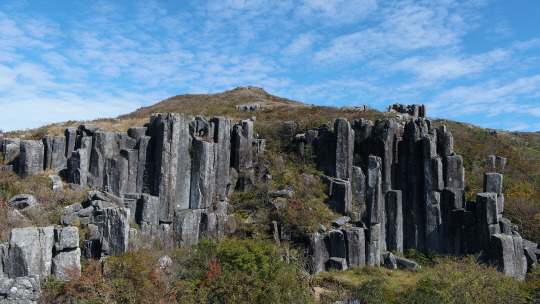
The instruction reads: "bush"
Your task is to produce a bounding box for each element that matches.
[401,256,527,304]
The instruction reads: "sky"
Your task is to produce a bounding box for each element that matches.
[1,0,540,132]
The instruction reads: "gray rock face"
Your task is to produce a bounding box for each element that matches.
[342,228,365,268]
[371,119,398,193]
[327,178,352,213]
[67,149,89,188]
[120,149,138,194]
[332,216,351,228]
[104,156,128,198]
[136,136,154,193]
[424,157,444,191]
[366,156,383,225]
[42,135,54,170]
[51,136,67,170]
[210,117,232,201]
[173,209,202,247]
[491,234,527,280]
[327,257,348,271]
[476,193,498,224]
[95,208,130,256]
[327,230,346,259]
[8,195,40,213]
[2,138,20,165]
[366,223,381,267]
[424,191,442,253]
[65,127,77,158]
[352,166,366,204]
[231,120,254,191]
[4,226,54,279]
[487,155,507,171]
[89,131,118,188]
[127,127,147,141]
[18,141,44,178]
[0,275,41,302]
[382,252,398,269]
[394,256,420,271]
[334,118,354,181]
[54,227,78,251]
[135,194,159,237]
[444,155,464,189]
[151,113,192,222]
[190,139,216,209]
[52,248,81,281]
[483,173,503,195]
[386,190,403,253]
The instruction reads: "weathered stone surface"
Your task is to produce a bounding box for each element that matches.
[366,155,383,224]
[127,127,147,141]
[231,120,254,191]
[54,227,79,251]
[43,135,54,170]
[332,216,351,227]
[491,234,527,280]
[334,118,354,181]
[50,136,67,170]
[487,155,507,171]
[304,233,327,275]
[67,149,88,188]
[422,133,437,159]
[352,118,373,169]
[120,149,138,194]
[89,131,118,188]
[4,226,54,279]
[327,230,346,259]
[352,166,366,204]
[173,209,202,247]
[190,139,216,209]
[78,124,101,136]
[425,191,442,253]
[382,252,398,269]
[437,127,454,156]
[151,113,191,222]
[94,208,130,256]
[483,173,503,195]
[135,194,159,237]
[386,190,403,253]
[476,192,498,224]
[424,157,444,191]
[18,141,44,178]
[499,217,513,234]
[210,117,232,201]
[104,156,128,198]
[329,178,352,213]
[342,228,365,268]
[65,127,77,158]
[327,257,348,271]
[371,119,398,193]
[9,195,40,213]
[0,275,41,302]
[366,223,381,267]
[395,256,420,271]
[2,138,20,165]
[52,248,81,281]
[444,155,464,189]
[136,136,154,193]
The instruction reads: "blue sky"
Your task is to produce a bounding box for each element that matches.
[1,0,540,132]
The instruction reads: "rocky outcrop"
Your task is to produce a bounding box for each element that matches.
[388,103,426,118]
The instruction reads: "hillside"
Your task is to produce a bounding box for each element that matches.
[1,87,540,303]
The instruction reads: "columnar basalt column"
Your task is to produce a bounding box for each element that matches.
[366,155,383,265]
[150,113,192,222]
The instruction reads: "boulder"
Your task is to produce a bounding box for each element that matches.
[8,195,40,213]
